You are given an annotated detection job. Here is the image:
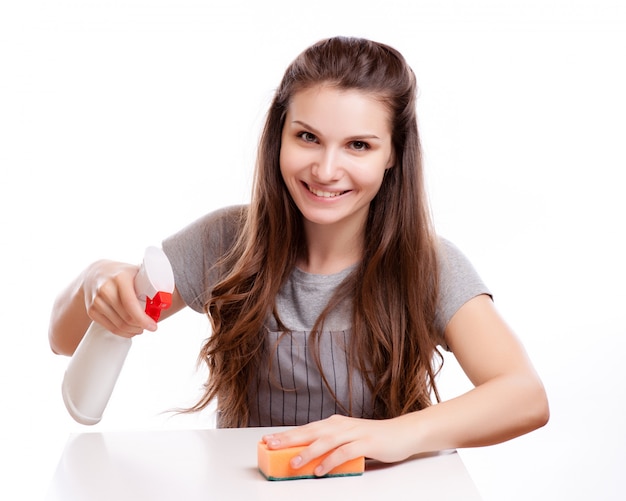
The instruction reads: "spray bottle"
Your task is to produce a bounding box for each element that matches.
[62,246,175,425]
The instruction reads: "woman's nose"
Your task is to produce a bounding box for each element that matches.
[311,149,342,182]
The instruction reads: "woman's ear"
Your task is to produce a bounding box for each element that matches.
[386,149,396,169]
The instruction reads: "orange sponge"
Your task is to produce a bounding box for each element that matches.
[257,441,365,481]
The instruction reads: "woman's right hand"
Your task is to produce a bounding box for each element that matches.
[82,260,158,338]
[49,260,151,355]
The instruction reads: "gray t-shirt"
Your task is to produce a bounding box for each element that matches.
[162,205,490,427]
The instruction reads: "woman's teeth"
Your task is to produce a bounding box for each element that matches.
[308,186,344,198]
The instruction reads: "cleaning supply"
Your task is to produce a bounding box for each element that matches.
[257,441,365,480]
[61,246,175,425]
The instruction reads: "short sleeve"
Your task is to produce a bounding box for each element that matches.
[434,238,492,349]
[161,205,245,313]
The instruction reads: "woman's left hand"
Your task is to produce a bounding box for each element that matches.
[261,414,413,477]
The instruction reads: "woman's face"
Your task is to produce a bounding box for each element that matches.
[280,85,395,236]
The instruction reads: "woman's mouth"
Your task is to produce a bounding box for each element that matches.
[305,183,348,198]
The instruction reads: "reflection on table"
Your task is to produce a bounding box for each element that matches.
[46,427,482,501]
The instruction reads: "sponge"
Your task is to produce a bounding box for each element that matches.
[257,441,365,481]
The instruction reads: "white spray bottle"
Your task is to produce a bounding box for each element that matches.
[62,246,175,425]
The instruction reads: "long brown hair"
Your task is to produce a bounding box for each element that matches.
[190,37,441,427]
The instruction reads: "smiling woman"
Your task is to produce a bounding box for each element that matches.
[48,36,548,479]
[279,85,395,266]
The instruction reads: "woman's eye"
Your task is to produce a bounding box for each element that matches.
[298,131,317,143]
[351,141,370,151]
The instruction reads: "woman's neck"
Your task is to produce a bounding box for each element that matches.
[298,220,364,275]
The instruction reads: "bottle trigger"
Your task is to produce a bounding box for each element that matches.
[145,291,173,322]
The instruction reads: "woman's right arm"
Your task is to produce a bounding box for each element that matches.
[48,260,185,356]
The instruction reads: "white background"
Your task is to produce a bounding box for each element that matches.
[1,1,625,499]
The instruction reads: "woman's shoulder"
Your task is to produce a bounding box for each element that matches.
[436,236,474,272]
[201,204,248,230]
[435,236,490,293]
[162,204,249,272]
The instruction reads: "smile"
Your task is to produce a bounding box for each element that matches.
[306,184,348,198]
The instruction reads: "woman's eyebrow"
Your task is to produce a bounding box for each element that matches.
[290,120,320,134]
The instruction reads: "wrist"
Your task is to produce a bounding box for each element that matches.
[393,407,448,457]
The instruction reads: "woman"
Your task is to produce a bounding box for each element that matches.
[49,36,548,477]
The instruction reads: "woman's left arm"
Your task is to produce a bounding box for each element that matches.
[262,294,549,476]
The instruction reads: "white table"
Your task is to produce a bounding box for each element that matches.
[46,427,482,500]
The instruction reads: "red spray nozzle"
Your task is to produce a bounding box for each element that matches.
[144,291,173,322]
